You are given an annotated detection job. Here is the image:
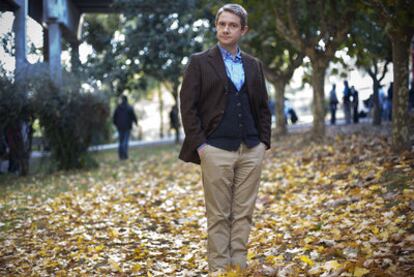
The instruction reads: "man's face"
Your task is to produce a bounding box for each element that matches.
[215,11,248,49]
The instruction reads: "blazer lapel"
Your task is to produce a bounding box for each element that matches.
[208,46,228,87]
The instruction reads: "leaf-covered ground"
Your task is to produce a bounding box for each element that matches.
[1,124,413,276]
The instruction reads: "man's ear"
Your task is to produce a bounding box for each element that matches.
[241,26,249,36]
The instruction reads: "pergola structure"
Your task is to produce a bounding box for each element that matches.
[0,0,115,84]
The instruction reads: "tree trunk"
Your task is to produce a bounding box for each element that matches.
[70,42,81,77]
[391,32,411,152]
[372,79,382,126]
[310,61,327,139]
[411,35,414,82]
[273,80,287,136]
[158,84,164,139]
[173,81,181,143]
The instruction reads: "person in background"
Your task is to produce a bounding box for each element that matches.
[379,85,387,121]
[285,98,298,124]
[409,81,414,112]
[179,3,271,274]
[5,123,21,174]
[0,128,8,174]
[343,80,352,124]
[169,104,181,144]
[113,95,137,160]
[351,85,359,123]
[329,84,338,125]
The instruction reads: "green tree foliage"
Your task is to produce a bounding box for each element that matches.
[27,66,110,171]
[0,71,31,133]
[1,62,109,173]
[80,0,209,129]
[115,0,207,103]
[0,64,33,176]
[81,14,132,96]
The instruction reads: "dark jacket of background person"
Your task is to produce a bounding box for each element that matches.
[169,105,180,130]
[329,85,339,125]
[343,83,351,104]
[409,81,414,111]
[351,86,359,123]
[0,128,8,173]
[170,105,181,144]
[343,80,352,124]
[113,99,137,131]
[179,46,271,164]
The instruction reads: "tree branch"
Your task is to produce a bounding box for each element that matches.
[379,59,391,83]
[324,4,352,59]
[272,0,304,52]
[262,63,279,84]
[286,0,302,46]
[373,58,378,76]
[367,66,375,80]
[275,16,303,51]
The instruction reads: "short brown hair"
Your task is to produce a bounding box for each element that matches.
[215,4,248,29]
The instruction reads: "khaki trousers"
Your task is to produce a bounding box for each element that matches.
[199,142,265,272]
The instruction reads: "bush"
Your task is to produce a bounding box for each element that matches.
[32,73,109,170]
[1,62,110,172]
[0,70,33,175]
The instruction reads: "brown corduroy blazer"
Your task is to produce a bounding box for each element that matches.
[179,45,271,164]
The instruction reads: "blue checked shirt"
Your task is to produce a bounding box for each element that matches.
[218,45,245,91]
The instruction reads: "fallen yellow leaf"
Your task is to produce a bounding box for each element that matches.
[109,259,122,272]
[370,226,379,235]
[354,267,370,276]
[324,260,342,271]
[299,255,314,266]
[132,263,142,272]
[109,228,119,239]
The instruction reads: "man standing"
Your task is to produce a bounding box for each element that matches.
[329,84,338,125]
[351,86,359,123]
[179,4,271,274]
[343,80,352,124]
[113,95,137,160]
[169,104,181,144]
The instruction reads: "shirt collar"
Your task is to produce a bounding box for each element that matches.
[218,44,242,62]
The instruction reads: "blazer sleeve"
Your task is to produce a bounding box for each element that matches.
[258,60,272,149]
[179,55,206,150]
